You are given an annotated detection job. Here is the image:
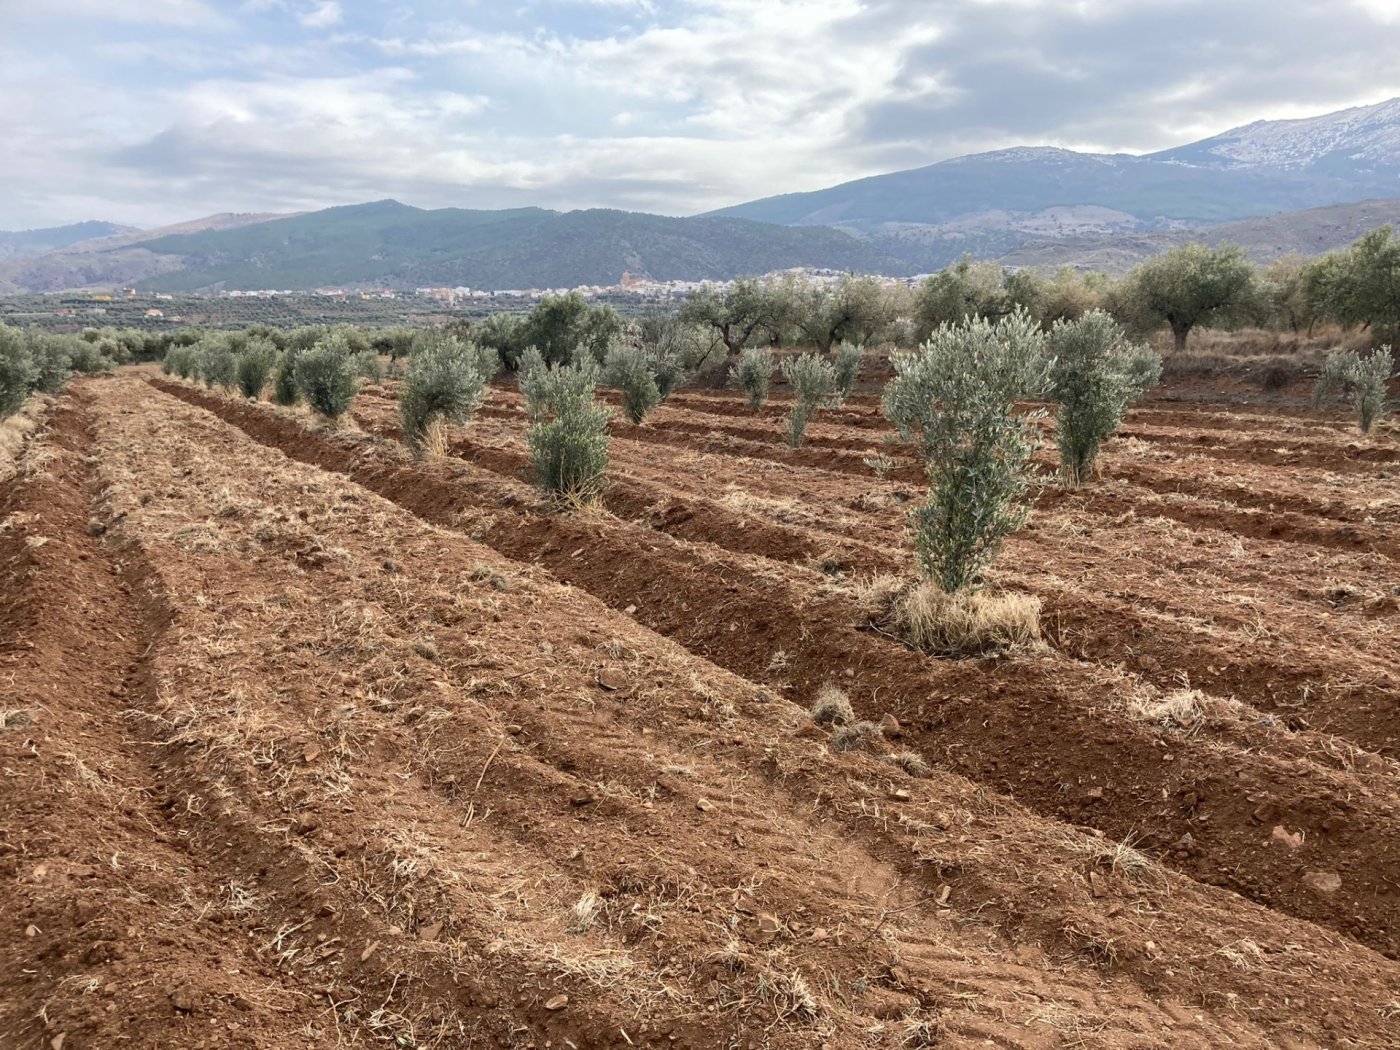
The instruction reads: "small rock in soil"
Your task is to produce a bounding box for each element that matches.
[1303,871,1342,894]
[544,994,569,1011]
[596,669,628,691]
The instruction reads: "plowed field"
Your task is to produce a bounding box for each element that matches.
[3,369,1399,1048]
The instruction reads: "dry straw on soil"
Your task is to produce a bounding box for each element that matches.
[857,575,1043,656]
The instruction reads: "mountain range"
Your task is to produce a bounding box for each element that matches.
[4,96,1400,294]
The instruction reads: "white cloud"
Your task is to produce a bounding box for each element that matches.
[5,0,1400,227]
[300,1,342,29]
[4,0,224,26]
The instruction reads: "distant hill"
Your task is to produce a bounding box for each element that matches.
[708,97,1400,270]
[997,198,1400,274]
[126,201,911,292]
[0,212,295,295]
[0,221,138,261]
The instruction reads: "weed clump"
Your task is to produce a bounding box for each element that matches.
[809,685,855,726]
[523,357,611,502]
[400,333,491,457]
[731,347,775,409]
[781,352,837,448]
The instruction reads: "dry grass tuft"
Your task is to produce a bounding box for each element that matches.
[885,749,930,777]
[421,417,453,460]
[831,720,884,754]
[809,684,855,726]
[858,576,1042,657]
[568,890,604,933]
[1125,688,1207,731]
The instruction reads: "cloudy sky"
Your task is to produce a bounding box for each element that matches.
[3,0,1400,229]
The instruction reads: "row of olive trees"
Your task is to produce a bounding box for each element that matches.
[0,323,122,419]
[663,223,1400,365]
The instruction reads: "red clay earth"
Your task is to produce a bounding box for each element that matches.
[1,368,1398,1048]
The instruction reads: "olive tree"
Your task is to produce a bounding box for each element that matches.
[400,334,491,456]
[1047,311,1161,484]
[602,343,662,425]
[884,312,1050,592]
[294,334,360,420]
[1314,347,1394,433]
[679,279,778,358]
[524,359,612,502]
[730,347,775,409]
[781,353,838,448]
[524,292,624,366]
[1113,243,1261,350]
[235,339,278,400]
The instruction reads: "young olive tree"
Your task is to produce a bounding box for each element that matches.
[29,333,73,393]
[0,327,36,419]
[730,347,775,409]
[294,334,360,420]
[831,341,865,404]
[235,340,278,400]
[1314,347,1394,433]
[602,343,661,425]
[271,350,301,406]
[1047,310,1162,484]
[199,340,238,392]
[524,359,612,502]
[781,353,837,448]
[400,334,491,456]
[884,311,1050,593]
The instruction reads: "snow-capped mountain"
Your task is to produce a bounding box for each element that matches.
[706,97,1400,268]
[1150,97,1400,172]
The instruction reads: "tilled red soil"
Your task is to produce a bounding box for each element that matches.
[2,370,1399,1048]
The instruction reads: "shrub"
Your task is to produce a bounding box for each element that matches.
[235,340,278,400]
[831,341,865,403]
[858,576,1043,656]
[1047,311,1162,484]
[0,329,37,419]
[294,336,360,419]
[199,342,238,391]
[524,360,611,502]
[400,334,491,456]
[730,347,775,409]
[1314,347,1394,432]
[516,345,551,422]
[884,311,1049,593]
[781,352,837,448]
[602,343,661,424]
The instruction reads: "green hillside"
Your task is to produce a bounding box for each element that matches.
[134,201,910,291]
